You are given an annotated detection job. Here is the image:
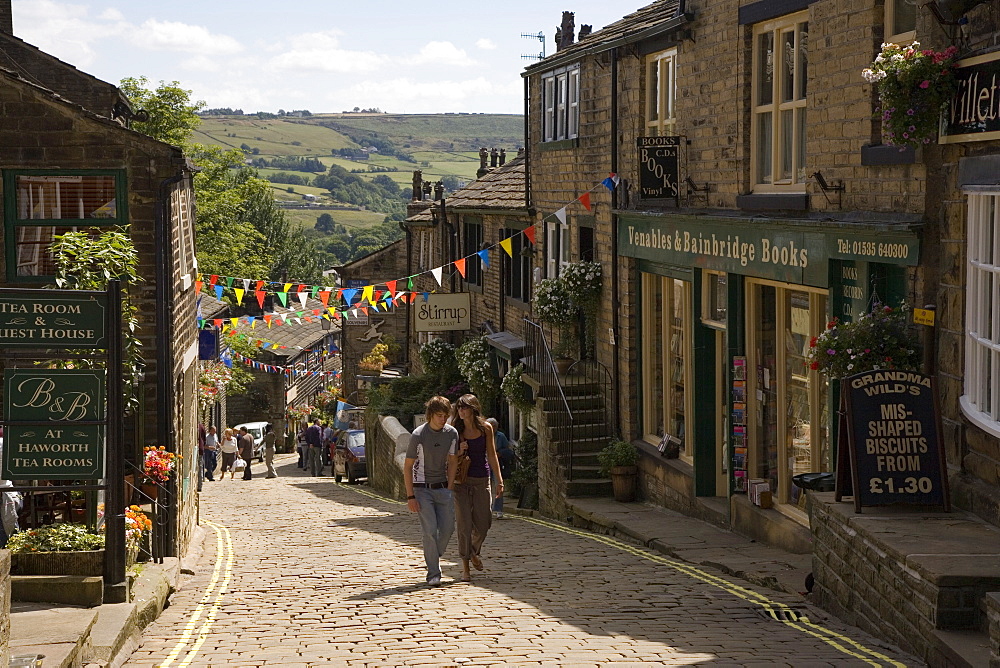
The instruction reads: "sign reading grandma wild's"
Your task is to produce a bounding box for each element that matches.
[0,294,107,348]
[637,137,680,200]
[941,51,1000,143]
[843,370,949,512]
[3,369,106,479]
[414,293,471,332]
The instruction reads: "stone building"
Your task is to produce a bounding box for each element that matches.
[522,1,1000,661]
[0,11,200,569]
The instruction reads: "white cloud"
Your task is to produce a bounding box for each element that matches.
[267,30,389,74]
[476,38,497,50]
[127,19,243,56]
[12,0,126,67]
[408,41,476,67]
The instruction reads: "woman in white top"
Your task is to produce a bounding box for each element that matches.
[219,428,240,479]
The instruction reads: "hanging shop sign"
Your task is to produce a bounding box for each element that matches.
[637,137,680,200]
[619,214,920,287]
[414,293,471,332]
[0,293,107,348]
[839,369,949,512]
[3,369,106,479]
[941,51,1000,144]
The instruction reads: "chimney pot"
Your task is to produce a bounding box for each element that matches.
[0,0,13,35]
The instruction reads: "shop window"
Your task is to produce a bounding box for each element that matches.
[641,273,693,463]
[886,0,916,45]
[170,181,197,289]
[462,217,484,290]
[501,227,532,304]
[962,192,1000,437]
[542,65,580,142]
[702,271,728,327]
[646,48,678,137]
[751,14,808,191]
[4,170,127,281]
[747,280,829,517]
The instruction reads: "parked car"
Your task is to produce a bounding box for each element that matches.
[233,422,267,462]
[332,429,366,483]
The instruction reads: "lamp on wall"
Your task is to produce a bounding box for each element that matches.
[927,0,988,27]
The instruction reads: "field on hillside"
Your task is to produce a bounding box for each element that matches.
[313,113,523,152]
[281,206,385,232]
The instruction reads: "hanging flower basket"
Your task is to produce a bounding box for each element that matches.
[807,303,920,378]
[862,41,960,149]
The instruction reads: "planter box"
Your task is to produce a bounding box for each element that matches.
[10,549,104,576]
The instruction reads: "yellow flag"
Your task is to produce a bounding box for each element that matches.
[362,284,374,304]
[230,317,239,329]
[500,237,513,257]
[283,283,292,294]
[234,288,245,305]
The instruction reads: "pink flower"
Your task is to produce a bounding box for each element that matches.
[919,80,930,89]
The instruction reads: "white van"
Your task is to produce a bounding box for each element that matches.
[233,422,268,462]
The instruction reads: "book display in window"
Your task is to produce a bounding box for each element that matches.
[732,356,748,492]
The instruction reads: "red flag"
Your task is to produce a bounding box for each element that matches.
[524,226,536,245]
[319,290,331,307]
[360,307,370,315]
[580,192,592,211]
[255,291,266,309]
[454,258,467,278]
[213,319,222,328]
[373,290,383,303]
[385,280,397,295]
[297,284,306,294]
[256,280,264,291]
[209,275,219,287]
[195,280,203,293]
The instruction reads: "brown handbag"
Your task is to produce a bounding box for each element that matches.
[454,454,472,485]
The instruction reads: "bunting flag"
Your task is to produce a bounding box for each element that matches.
[234,288,245,305]
[385,280,397,295]
[500,237,513,257]
[276,292,288,307]
[255,290,266,309]
[579,192,592,211]
[214,285,224,300]
[454,258,466,278]
[297,292,309,309]
[554,207,567,225]
[477,249,490,268]
[431,266,442,286]
[342,288,358,306]
[524,226,536,245]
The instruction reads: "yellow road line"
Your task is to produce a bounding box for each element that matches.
[157,520,235,668]
[331,483,906,668]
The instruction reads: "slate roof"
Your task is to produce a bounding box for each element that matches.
[227,296,338,362]
[445,156,526,212]
[525,0,686,72]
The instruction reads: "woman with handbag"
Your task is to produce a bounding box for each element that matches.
[450,393,503,582]
[219,428,240,479]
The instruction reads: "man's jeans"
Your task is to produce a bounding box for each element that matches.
[203,450,217,480]
[307,446,324,476]
[414,486,455,581]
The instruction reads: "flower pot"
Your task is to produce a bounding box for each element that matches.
[610,465,638,502]
[11,549,105,576]
[140,482,159,502]
[554,357,574,375]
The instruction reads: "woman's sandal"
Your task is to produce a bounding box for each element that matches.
[470,554,484,571]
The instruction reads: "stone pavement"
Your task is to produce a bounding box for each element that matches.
[123,453,922,667]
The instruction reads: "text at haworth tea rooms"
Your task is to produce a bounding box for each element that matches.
[626,227,808,268]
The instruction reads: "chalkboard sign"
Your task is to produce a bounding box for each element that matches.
[637,136,680,201]
[843,370,950,512]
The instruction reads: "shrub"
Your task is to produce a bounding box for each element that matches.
[597,439,640,476]
[6,524,105,553]
[455,337,499,408]
[419,338,457,376]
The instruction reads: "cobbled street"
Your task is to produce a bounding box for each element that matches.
[125,454,919,667]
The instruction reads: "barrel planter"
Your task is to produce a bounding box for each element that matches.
[610,465,638,502]
[10,549,104,576]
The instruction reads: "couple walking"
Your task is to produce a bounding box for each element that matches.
[404,394,504,585]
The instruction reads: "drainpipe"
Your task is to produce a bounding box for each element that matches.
[401,221,412,368]
[524,75,531,213]
[156,170,184,557]
[610,47,621,436]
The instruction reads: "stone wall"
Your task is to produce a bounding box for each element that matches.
[987,592,1000,667]
[0,549,9,668]
[368,415,408,502]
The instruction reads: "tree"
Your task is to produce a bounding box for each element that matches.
[315,213,335,233]
[119,76,205,147]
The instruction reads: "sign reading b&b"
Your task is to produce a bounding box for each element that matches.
[3,370,106,479]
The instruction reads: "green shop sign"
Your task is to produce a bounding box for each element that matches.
[941,50,1000,144]
[3,369,105,479]
[618,214,919,287]
[0,294,107,348]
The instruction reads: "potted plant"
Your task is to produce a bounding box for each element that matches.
[807,302,920,378]
[862,41,960,149]
[140,446,179,500]
[501,363,535,413]
[6,523,105,575]
[358,342,390,374]
[124,505,152,566]
[455,336,500,409]
[598,439,641,502]
[561,261,603,356]
[532,276,578,371]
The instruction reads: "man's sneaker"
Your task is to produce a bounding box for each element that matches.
[427,576,441,586]
[496,512,504,519]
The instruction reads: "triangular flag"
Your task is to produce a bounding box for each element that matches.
[264,315,273,327]
[230,317,239,329]
[524,226,536,245]
[283,283,292,294]
[422,292,430,302]
[477,249,490,268]
[373,290,383,303]
[360,306,369,315]
[255,291,266,309]
[407,277,414,291]
[242,278,250,292]
[362,284,374,305]
[454,258,467,278]
[319,290,331,307]
[297,292,308,309]
[580,192,591,211]
[209,274,218,287]
[385,280,397,295]
[342,288,358,305]
[602,176,616,191]
[213,319,223,328]
[409,292,418,303]
[500,237,513,257]
[554,207,567,225]
[195,280,203,293]
[225,276,234,288]
[214,285,224,299]
[256,280,264,291]
[431,266,442,285]
[234,288,245,305]
[276,292,288,307]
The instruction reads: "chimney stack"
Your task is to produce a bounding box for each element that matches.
[499,148,506,166]
[0,0,13,35]
[556,11,575,51]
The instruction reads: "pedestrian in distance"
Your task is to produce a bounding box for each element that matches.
[487,418,515,518]
[263,423,277,478]
[219,428,240,479]
[305,417,325,476]
[238,426,254,480]
[322,421,336,468]
[203,425,220,482]
[450,393,503,582]
[404,395,459,586]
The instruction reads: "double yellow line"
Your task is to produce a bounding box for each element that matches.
[157,520,235,668]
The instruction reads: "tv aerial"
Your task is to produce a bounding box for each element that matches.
[521,31,545,61]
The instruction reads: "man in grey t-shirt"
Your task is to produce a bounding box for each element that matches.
[405,395,459,586]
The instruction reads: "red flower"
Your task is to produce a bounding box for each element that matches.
[810,361,820,370]
[809,336,818,348]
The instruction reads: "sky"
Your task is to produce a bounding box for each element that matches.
[12,0,632,115]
